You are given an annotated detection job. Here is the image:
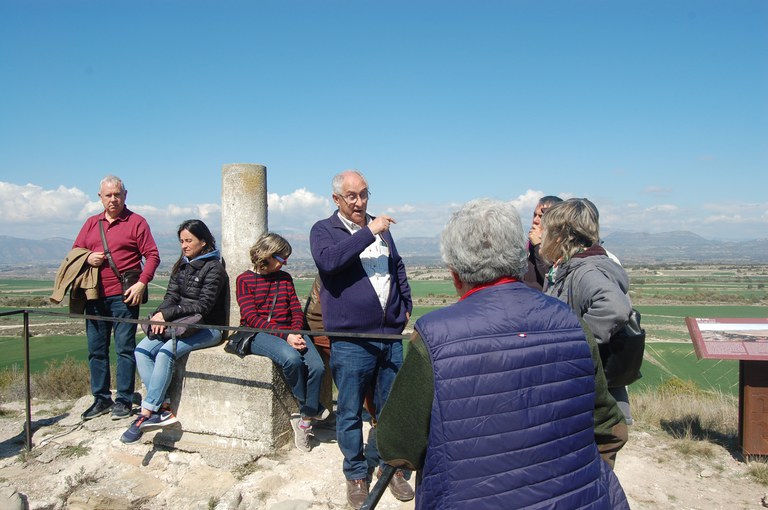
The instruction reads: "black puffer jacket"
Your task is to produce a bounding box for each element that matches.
[156,250,228,327]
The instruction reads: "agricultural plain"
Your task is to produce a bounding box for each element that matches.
[1,264,767,396]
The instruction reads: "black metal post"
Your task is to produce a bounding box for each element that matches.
[23,310,32,451]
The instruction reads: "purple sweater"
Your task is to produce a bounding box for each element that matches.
[309,212,412,336]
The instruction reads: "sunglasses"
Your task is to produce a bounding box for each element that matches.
[273,254,287,265]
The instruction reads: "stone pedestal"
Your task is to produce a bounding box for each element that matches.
[154,345,295,466]
[153,163,295,465]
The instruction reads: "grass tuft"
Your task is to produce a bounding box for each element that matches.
[633,380,739,453]
[60,467,99,503]
[747,459,768,486]
[61,441,91,458]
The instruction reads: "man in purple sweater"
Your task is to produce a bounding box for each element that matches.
[310,169,413,509]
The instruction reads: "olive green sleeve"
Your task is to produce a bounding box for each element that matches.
[581,319,628,468]
[377,332,434,471]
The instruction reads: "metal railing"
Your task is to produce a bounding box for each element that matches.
[0,308,407,452]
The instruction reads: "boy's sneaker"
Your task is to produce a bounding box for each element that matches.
[111,401,132,420]
[139,409,179,432]
[81,398,114,421]
[291,416,313,453]
[120,415,150,444]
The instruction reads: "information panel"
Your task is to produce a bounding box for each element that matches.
[685,317,768,361]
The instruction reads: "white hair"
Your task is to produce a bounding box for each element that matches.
[331,169,367,195]
[441,198,528,284]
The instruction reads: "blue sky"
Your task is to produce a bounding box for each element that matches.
[1,0,766,244]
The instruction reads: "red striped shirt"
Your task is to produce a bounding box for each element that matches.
[236,270,304,339]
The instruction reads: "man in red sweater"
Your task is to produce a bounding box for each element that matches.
[73,175,160,421]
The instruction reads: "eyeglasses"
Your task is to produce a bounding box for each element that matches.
[337,190,371,205]
[273,254,287,265]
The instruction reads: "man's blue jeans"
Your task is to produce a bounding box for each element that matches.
[249,332,325,419]
[135,328,222,412]
[85,295,139,405]
[331,338,403,481]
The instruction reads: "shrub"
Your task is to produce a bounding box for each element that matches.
[0,358,138,402]
[34,357,90,399]
[0,365,29,401]
[657,377,703,397]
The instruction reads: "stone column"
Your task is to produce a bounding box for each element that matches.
[155,164,295,466]
[220,163,268,323]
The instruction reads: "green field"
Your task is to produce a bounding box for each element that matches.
[2,268,766,396]
[292,278,457,304]
[0,335,110,373]
[633,342,739,395]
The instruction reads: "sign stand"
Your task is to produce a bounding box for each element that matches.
[686,318,768,456]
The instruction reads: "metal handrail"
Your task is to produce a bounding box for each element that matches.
[0,308,409,452]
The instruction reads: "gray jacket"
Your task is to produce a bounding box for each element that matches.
[545,246,632,344]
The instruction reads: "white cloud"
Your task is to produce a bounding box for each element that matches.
[2,181,766,242]
[644,186,672,194]
[267,188,328,212]
[647,204,678,213]
[509,189,545,214]
[382,202,459,238]
[385,204,417,214]
[0,182,90,223]
[596,199,768,241]
[265,189,333,237]
[703,214,742,224]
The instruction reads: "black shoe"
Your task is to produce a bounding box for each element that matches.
[81,399,114,421]
[111,401,131,420]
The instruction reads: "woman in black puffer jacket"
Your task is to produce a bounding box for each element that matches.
[120,219,228,444]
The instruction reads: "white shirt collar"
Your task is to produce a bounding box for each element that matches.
[337,210,369,233]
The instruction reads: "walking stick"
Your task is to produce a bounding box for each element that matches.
[360,464,396,510]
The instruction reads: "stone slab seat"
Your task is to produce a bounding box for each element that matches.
[152,342,295,467]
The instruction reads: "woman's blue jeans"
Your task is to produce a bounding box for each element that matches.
[135,328,222,412]
[249,332,325,419]
[330,338,403,481]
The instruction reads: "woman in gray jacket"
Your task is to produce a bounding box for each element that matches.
[540,198,635,424]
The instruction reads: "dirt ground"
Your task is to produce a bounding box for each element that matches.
[1,396,767,510]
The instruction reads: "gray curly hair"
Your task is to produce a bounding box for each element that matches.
[440,198,527,285]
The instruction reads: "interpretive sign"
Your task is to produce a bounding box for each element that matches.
[686,317,768,456]
[685,317,768,361]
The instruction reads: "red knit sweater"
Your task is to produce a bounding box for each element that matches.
[236,270,304,339]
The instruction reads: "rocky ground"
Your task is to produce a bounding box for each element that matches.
[1,396,767,510]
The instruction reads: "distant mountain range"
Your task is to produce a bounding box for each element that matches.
[600,231,768,265]
[257,231,768,266]
[1,231,767,277]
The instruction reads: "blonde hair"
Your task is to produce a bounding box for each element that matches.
[249,232,292,272]
[540,198,600,263]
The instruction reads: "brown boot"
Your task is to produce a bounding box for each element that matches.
[346,478,369,509]
[378,468,414,502]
